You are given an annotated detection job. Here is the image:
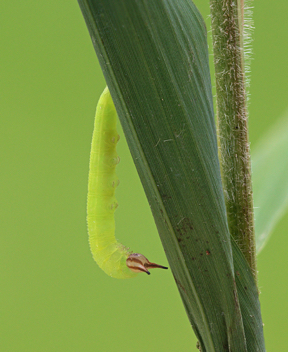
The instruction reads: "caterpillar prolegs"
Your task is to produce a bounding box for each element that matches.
[87,87,168,279]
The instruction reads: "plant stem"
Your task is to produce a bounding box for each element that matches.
[209,0,257,282]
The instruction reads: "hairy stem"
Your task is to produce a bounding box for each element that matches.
[209,0,257,282]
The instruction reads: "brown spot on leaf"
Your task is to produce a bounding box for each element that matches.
[175,217,194,237]
[174,276,187,294]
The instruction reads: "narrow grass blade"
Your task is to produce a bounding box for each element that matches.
[78,0,265,350]
[252,110,288,253]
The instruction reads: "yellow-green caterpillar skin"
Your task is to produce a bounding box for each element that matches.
[87,87,168,279]
[87,87,137,279]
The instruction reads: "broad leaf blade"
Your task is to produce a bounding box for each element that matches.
[252,110,288,253]
[78,0,265,350]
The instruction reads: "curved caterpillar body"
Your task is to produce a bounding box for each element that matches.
[87,87,168,279]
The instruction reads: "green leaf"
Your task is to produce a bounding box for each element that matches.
[252,110,288,254]
[78,0,265,350]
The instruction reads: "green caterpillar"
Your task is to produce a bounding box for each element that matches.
[87,87,168,279]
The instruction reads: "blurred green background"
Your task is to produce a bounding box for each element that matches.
[1,1,287,351]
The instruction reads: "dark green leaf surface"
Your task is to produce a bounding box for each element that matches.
[78,0,265,350]
[252,110,288,253]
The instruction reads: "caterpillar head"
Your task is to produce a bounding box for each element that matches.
[126,253,168,275]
